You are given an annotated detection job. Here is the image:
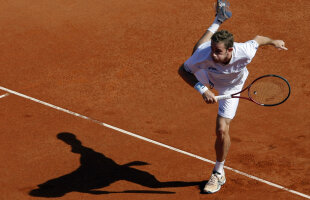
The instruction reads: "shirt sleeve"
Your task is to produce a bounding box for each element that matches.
[183,59,193,73]
[240,40,259,60]
[183,41,211,74]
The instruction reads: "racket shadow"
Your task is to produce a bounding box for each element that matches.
[29,132,201,197]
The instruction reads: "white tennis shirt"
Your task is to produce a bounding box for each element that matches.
[184,40,259,93]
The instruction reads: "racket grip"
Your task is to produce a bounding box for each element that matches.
[215,94,232,101]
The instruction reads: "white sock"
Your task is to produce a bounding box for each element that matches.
[207,17,221,33]
[214,160,225,174]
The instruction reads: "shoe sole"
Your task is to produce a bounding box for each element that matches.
[204,185,221,194]
[216,0,232,23]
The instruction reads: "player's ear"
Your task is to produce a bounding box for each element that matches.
[227,47,233,52]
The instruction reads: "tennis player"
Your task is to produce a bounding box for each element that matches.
[178,0,287,194]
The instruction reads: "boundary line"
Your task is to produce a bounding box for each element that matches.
[0,86,309,199]
[0,93,9,99]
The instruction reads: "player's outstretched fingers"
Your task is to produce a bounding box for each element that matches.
[275,40,288,50]
[279,45,288,50]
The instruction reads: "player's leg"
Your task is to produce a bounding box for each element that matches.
[203,97,239,194]
[192,0,232,54]
[203,115,230,194]
[215,97,240,163]
[215,115,231,163]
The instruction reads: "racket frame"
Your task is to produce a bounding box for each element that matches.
[215,74,291,106]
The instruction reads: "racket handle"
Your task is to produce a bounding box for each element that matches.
[215,94,232,101]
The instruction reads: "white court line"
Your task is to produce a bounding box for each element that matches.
[0,85,309,199]
[0,93,9,99]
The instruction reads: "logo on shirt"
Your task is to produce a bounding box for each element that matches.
[208,67,218,72]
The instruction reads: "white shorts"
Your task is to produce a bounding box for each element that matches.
[216,86,243,119]
[218,96,240,119]
[193,69,247,119]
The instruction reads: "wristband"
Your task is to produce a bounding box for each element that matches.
[194,82,208,94]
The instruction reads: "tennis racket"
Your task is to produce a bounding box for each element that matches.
[215,74,291,106]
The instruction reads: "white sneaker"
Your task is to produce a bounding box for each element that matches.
[203,170,226,194]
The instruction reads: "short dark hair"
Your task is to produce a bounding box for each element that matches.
[211,30,234,49]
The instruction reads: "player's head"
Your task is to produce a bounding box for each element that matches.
[211,30,234,64]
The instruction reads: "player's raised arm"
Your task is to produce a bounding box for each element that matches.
[253,35,288,50]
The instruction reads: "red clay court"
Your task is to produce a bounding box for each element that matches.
[0,0,309,199]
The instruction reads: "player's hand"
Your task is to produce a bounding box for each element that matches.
[202,90,217,104]
[273,40,288,50]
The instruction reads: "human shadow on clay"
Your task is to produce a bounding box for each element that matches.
[29,132,201,197]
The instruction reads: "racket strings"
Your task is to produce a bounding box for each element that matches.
[249,76,290,105]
